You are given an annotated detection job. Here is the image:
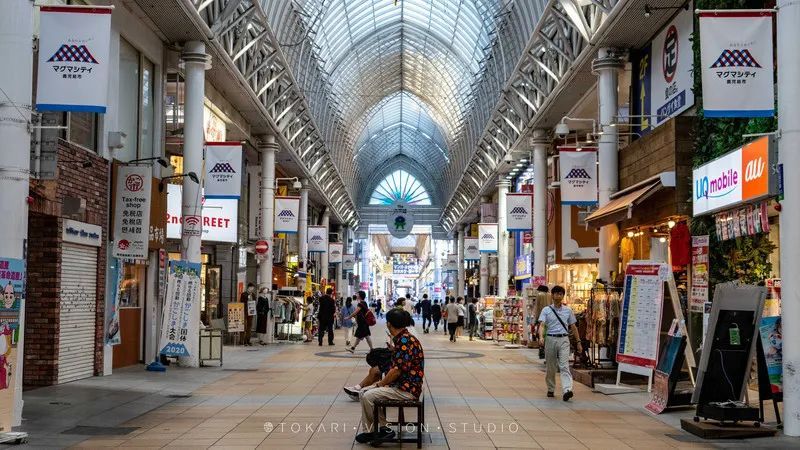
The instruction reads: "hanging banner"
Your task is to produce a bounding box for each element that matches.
[105,259,121,346]
[36,5,112,113]
[445,254,458,273]
[159,260,201,357]
[385,202,414,238]
[273,196,300,234]
[617,262,667,369]
[690,235,710,313]
[558,147,598,205]
[204,142,242,199]
[699,10,775,117]
[464,237,480,261]
[329,243,344,264]
[506,193,533,231]
[514,254,532,280]
[308,226,328,253]
[342,254,356,272]
[113,165,152,260]
[478,223,498,253]
[0,258,24,432]
[247,166,261,240]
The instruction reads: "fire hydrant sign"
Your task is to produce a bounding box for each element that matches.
[159,260,201,357]
[113,166,152,260]
[617,262,666,369]
[36,6,112,113]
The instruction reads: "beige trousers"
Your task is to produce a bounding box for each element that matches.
[360,386,416,432]
[545,335,573,394]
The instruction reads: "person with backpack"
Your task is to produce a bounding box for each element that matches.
[347,291,374,353]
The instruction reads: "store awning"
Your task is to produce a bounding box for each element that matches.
[585,172,676,228]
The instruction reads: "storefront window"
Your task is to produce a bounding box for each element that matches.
[119,264,145,308]
[118,38,156,162]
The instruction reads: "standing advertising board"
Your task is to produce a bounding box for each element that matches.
[227,303,245,333]
[758,316,782,394]
[690,236,710,313]
[159,260,201,357]
[0,258,24,433]
[617,262,667,369]
[112,165,152,260]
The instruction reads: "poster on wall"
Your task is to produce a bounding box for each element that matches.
[166,184,238,243]
[342,254,355,272]
[617,262,667,369]
[105,259,122,346]
[690,235,709,313]
[758,316,782,394]
[0,258,24,432]
[464,237,480,261]
[631,5,695,133]
[307,226,328,253]
[36,5,112,113]
[274,196,300,234]
[329,243,343,264]
[699,10,775,117]
[558,147,598,205]
[204,142,242,199]
[159,260,201,357]
[506,193,533,231]
[113,165,152,260]
[478,223,498,253]
[247,166,261,240]
[227,303,245,333]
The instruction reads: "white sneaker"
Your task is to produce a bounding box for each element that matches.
[346,346,355,354]
[343,386,360,400]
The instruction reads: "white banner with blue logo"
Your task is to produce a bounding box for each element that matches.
[36,5,112,112]
[699,10,775,117]
[159,260,201,357]
[478,223,498,253]
[506,193,533,231]
[308,225,328,253]
[329,243,343,263]
[464,238,481,261]
[342,254,356,271]
[274,196,300,234]
[204,142,242,199]
[558,147,598,206]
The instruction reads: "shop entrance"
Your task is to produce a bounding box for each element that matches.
[112,263,145,369]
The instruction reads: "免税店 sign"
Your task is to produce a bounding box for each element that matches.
[693,136,776,216]
[166,184,237,243]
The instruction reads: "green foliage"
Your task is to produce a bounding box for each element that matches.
[691,0,777,288]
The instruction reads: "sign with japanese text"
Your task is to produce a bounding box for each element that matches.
[247,165,262,240]
[464,237,480,261]
[204,142,242,199]
[159,260,201,357]
[0,258,24,432]
[342,254,356,272]
[274,196,300,234]
[506,193,533,231]
[699,11,775,117]
[385,203,414,239]
[113,165,151,260]
[690,236,709,313]
[166,184,237,243]
[617,262,666,369]
[227,302,244,333]
[105,259,121,346]
[148,178,167,249]
[307,226,328,253]
[36,6,112,113]
[478,223,498,253]
[558,147,598,205]
[329,243,343,264]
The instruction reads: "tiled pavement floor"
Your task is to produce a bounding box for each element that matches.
[15,321,797,449]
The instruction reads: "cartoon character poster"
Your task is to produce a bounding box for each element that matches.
[759,316,782,394]
[0,257,24,432]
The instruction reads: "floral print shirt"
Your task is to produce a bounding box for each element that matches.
[391,328,424,398]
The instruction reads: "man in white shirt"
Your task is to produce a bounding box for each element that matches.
[537,285,582,401]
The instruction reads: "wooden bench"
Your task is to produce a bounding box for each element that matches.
[371,393,424,448]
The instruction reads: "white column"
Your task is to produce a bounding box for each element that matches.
[179,41,209,367]
[298,179,309,290]
[479,195,491,298]
[433,239,441,300]
[457,228,465,297]
[593,48,623,282]
[0,0,32,427]
[778,0,800,434]
[320,209,330,284]
[360,238,370,296]
[258,135,277,343]
[531,130,549,284]
[497,177,511,298]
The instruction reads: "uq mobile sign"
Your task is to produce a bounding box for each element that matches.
[693,136,777,216]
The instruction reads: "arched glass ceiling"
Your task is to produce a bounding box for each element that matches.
[370,170,431,206]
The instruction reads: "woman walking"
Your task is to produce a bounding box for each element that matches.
[341,297,356,347]
[446,297,461,342]
[346,291,373,353]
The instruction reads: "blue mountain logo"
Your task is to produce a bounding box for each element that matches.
[48,44,98,63]
[564,168,591,179]
[278,210,295,218]
[209,162,236,174]
[510,206,528,215]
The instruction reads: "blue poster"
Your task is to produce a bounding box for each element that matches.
[759,316,782,394]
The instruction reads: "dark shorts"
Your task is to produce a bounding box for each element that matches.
[456,317,464,327]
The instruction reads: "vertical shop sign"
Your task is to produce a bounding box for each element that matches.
[617,262,666,369]
[274,196,300,234]
[690,235,709,313]
[148,178,167,249]
[105,259,122,345]
[478,223,498,253]
[558,147,598,205]
[0,258,24,432]
[247,165,261,240]
[113,165,152,260]
[204,143,242,199]
[307,226,328,253]
[159,260,201,357]
[506,193,533,231]
[699,11,775,117]
[36,6,112,112]
[464,237,480,261]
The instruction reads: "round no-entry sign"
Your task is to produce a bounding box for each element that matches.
[255,240,269,255]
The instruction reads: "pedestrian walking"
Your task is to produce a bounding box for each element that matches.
[419,294,432,333]
[341,297,356,346]
[468,297,479,341]
[445,297,461,342]
[537,285,582,401]
[317,288,336,346]
[347,291,374,353]
[456,297,466,337]
[431,299,442,332]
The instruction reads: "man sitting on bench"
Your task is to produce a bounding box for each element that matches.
[356,308,424,444]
